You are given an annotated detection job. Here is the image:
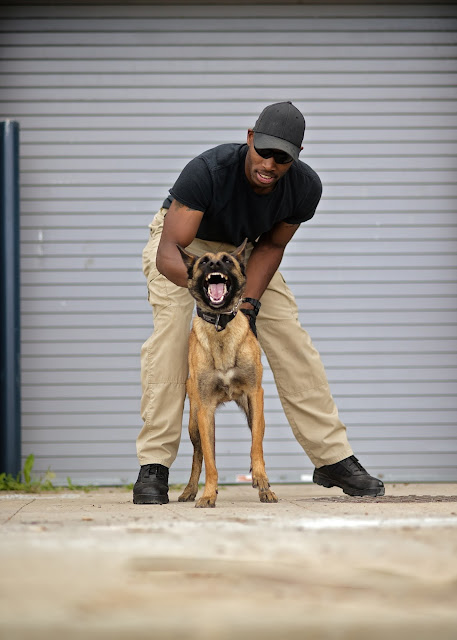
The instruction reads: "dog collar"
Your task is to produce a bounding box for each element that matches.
[196,307,237,332]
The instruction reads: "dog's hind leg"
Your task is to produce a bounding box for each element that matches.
[247,389,278,504]
[178,403,203,502]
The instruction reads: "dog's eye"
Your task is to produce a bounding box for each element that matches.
[199,257,209,265]
[222,256,232,265]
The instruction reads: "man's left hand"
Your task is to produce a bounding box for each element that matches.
[240,308,258,337]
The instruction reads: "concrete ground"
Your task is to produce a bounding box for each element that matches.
[1,482,457,640]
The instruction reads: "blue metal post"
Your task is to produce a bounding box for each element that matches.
[0,121,21,475]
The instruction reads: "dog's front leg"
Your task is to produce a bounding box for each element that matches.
[178,402,202,502]
[249,388,278,503]
[195,405,218,508]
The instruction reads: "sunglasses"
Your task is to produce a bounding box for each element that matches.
[254,146,294,164]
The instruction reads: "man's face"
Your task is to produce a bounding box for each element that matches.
[244,129,297,194]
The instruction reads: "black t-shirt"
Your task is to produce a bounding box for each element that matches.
[162,143,322,246]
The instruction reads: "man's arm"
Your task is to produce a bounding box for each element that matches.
[241,220,300,309]
[156,199,204,287]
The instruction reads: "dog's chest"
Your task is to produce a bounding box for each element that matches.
[210,364,254,401]
[192,318,257,401]
[210,339,237,372]
[200,344,256,401]
[215,367,240,389]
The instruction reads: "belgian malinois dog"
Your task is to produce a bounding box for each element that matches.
[176,241,278,508]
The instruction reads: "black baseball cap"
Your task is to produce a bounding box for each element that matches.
[253,101,305,162]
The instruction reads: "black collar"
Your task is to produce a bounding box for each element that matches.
[196,307,237,332]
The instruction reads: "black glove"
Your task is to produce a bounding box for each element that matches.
[240,308,258,338]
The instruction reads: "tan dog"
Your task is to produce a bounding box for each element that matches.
[176,241,278,508]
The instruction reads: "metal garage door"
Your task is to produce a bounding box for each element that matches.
[0,2,456,485]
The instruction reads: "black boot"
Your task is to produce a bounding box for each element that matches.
[313,455,385,497]
[133,464,169,504]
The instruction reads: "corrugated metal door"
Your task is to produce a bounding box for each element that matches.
[1,2,456,485]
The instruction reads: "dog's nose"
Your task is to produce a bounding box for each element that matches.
[208,259,221,269]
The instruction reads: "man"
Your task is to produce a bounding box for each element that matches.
[134,101,385,504]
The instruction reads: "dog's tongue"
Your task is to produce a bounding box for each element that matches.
[209,283,225,300]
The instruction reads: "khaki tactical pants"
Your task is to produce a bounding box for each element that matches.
[137,208,353,469]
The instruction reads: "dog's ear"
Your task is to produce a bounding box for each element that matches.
[231,238,247,265]
[177,244,198,271]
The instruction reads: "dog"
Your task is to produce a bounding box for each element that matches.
[176,240,278,508]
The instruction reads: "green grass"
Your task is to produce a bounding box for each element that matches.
[0,454,56,492]
[0,454,96,493]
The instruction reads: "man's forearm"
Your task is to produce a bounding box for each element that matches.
[242,243,285,306]
[155,200,204,288]
[156,242,189,288]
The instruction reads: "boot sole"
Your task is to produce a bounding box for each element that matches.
[133,494,169,505]
[313,473,385,497]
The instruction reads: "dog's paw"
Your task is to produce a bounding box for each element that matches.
[259,488,278,503]
[178,488,197,502]
[195,496,216,508]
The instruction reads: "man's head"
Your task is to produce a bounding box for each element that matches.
[245,101,305,194]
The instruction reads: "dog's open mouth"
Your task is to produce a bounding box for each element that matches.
[204,272,230,307]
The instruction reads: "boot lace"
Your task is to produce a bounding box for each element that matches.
[144,464,168,480]
[347,456,367,473]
